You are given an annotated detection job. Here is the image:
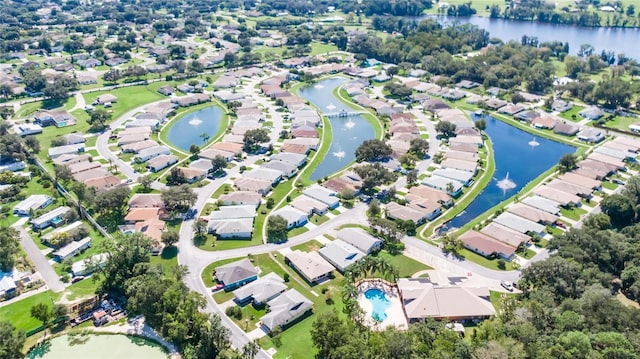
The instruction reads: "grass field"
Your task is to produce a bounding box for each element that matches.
[373,251,432,278]
[558,106,585,123]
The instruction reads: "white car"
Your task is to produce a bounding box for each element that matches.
[501,281,514,292]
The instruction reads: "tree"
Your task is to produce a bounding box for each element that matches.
[162,184,197,212]
[161,231,179,248]
[266,215,288,243]
[44,75,78,99]
[0,227,20,272]
[167,167,187,185]
[138,175,154,192]
[558,154,577,173]
[474,118,487,131]
[193,219,207,242]
[94,186,130,217]
[367,198,381,217]
[30,303,52,336]
[0,321,25,359]
[241,340,259,359]
[353,163,397,192]
[88,109,112,132]
[601,194,636,228]
[54,164,72,182]
[406,170,418,185]
[435,121,457,138]
[210,155,227,173]
[242,128,270,153]
[23,136,40,154]
[355,139,392,162]
[408,138,429,158]
[189,144,200,155]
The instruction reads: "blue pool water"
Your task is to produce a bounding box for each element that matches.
[365,288,390,322]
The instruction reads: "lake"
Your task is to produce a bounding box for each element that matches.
[296,77,376,181]
[447,115,575,229]
[166,106,223,151]
[27,334,168,359]
[420,15,640,60]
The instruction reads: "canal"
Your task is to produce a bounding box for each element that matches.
[166,105,223,152]
[420,15,640,60]
[296,77,376,181]
[448,115,575,229]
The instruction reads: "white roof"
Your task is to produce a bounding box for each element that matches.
[209,205,257,220]
[302,185,338,206]
[318,239,365,272]
[271,206,307,225]
[336,227,382,254]
[493,212,546,234]
[53,237,91,259]
[285,250,333,281]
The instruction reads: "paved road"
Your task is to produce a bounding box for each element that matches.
[12,221,65,293]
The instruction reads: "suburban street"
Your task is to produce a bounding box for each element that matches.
[12,220,65,293]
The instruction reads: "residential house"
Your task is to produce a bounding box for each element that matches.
[52,237,91,262]
[35,109,77,128]
[397,278,495,322]
[14,194,53,216]
[335,228,382,254]
[559,172,601,190]
[94,94,117,105]
[579,106,604,120]
[507,203,559,225]
[68,161,101,174]
[234,177,272,196]
[521,195,561,215]
[209,205,257,221]
[432,168,475,187]
[459,230,515,260]
[290,196,328,216]
[386,201,437,224]
[546,179,592,198]
[234,272,287,305]
[208,219,254,239]
[83,175,122,192]
[533,186,581,207]
[14,123,43,136]
[531,116,558,130]
[261,289,313,332]
[553,122,580,136]
[552,99,572,112]
[71,253,108,277]
[214,259,259,291]
[319,240,365,272]
[422,176,463,197]
[407,185,453,208]
[177,167,206,184]
[31,206,71,230]
[271,206,308,229]
[480,222,531,249]
[263,160,298,178]
[302,185,339,209]
[135,146,171,163]
[121,140,158,154]
[147,155,179,172]
[493,212,546,236]
[64,133,86,145]
[48,143,85,159]
[128,194,164,209]
[285,250,333,284]
[218,191,262,208]
[243,168,283,186]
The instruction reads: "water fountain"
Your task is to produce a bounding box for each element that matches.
[333,150,346,159]
[188,116,203,126]
[528,137,540,147]
[326,103,336,111]
[496,172,516,193]
[314,84,324,89]
[345,118,356,129]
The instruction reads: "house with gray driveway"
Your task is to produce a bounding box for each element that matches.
[260,289,313,332]
[233,272,287,305]
[214,259,259,291]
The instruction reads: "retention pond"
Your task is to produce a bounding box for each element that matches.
[448,115,575,229]
[297,77,375,181]
[166,105,223,152]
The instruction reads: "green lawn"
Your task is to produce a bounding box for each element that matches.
[308,214,329,225]
[372,251,431,278]
[0,291,59,331]
[601,181,619,190]
[560,206,588,221]
[310,42,338,55]
[201,257,245,287]
[229,304,267,332]
[558,105,585,123]
[288,226,309,237]
[291,239,324,252]
[604,115,640,131]
[195,234,263,252]
[83,85,165,121]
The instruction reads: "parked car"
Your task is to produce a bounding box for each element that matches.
[500,281,514,292]
[71,276,86,283]
[211,283,224,292]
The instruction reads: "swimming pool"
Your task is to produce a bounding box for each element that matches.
[364,288,390,322]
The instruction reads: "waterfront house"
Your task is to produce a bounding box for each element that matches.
[422,176,463,197]
[493,212,546,236]
[480,222,531,249]
[459,230,515,260]
[507,203,559,225]
[135,146,171,163]
[302,185,339,209]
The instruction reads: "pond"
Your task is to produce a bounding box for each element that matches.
[419,15,640,60]
[296,77,376,181]
[166,105,223,151]
[27,334,168,359]
[447,115,575,229]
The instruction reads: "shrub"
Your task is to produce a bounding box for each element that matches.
[225,306,242,320]
[497,259,506,270]
[283,273,290,282]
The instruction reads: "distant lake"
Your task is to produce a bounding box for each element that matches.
[419,15,640,60]
[448,115,575,228]
[297,77,376,181]
[166,106,223,151]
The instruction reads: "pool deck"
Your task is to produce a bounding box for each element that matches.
[357,281,408,331]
